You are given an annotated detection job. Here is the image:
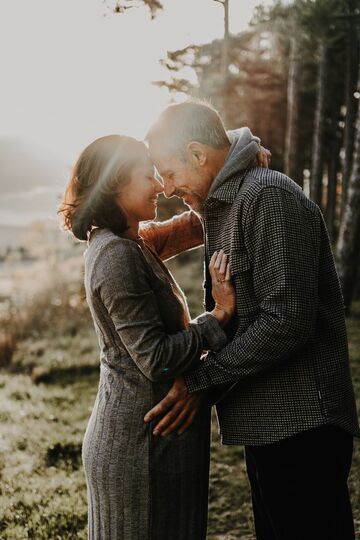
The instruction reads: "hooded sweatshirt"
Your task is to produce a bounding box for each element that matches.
[208,127,260,198]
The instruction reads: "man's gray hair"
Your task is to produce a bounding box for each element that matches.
[146,99,230,156]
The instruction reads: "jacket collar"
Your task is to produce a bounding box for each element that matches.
[205,166,251,206]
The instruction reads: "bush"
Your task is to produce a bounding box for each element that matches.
[0,279,93,373]
[0,332,16,368]
[46,441,83,471]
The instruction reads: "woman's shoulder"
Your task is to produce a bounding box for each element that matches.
[87,228,142,257]
[85,228,148,279]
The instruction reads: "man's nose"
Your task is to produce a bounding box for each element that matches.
[154,176,164,194]
[163,181,176,198]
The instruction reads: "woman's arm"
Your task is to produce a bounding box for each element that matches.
[139,210,203,261]
[93,238,226,383]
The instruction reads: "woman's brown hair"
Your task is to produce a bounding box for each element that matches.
[58,135,147,241]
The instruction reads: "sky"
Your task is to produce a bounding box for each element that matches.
[0,0,275,225]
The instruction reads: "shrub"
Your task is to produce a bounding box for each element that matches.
[0,332,16,368]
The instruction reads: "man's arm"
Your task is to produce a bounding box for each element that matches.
[184,186,318,392]
[139,210,203,261]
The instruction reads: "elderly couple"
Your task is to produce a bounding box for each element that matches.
[60,100,359,540]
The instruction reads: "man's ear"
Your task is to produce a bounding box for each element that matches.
[186,141,207,167]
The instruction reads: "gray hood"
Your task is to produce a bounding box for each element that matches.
[208,127,260,197]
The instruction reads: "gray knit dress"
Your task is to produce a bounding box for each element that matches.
[81,213,227,540]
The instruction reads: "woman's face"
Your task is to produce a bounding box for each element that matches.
[115,156,164,223]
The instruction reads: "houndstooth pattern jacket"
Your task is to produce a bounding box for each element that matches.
[184,166,360,445]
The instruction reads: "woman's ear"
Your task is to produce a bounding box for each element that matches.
[186,142,207,167]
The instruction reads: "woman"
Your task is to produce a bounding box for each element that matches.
[59,134,262,540]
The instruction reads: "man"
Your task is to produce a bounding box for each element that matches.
[144,99,360,539]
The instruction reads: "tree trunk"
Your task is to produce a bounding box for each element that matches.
[340,0,359,219]
[326,156,340,243]
[353,249,360,301]
[221,0,229,77]
[310,42,330,208]
[284,36,302,186]
[214,0,230,126]
[336,65,360,314]
[326,108,342,241]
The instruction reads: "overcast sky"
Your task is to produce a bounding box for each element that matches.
[0,0,276,158]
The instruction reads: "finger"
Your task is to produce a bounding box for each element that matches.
[161,407,189,436]
[265,149,271,166]
[219,252,228,276]
[214,249,224,271]
[152,401,186,435]
[225,261,231,280]
[256,151,265,167]
[209,251,218,273]
[209,251,217,266]
[144,394,175,423]
[208,251,218,280]
[177,407,198,435]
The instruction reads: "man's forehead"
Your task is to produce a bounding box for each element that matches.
[149,149,178,171]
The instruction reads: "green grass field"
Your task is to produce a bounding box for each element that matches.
[0,260,359,539]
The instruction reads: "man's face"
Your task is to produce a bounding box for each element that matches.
[149,145,211,213]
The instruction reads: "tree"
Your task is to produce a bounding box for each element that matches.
[284,35,302,185]
[336,64,360,313]
[213,0,231,125]
[326,106,342,240]
[340,0,360,218]
[155,28,288,170]
[252,1,306,185]
[310,41,330,207]
[104,0,162,18]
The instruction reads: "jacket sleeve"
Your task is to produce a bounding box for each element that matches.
[184,186,319,393]
[139,210,203,261]
[94,239,227,382]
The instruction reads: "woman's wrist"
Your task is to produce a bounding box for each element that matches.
[210,306,231,327]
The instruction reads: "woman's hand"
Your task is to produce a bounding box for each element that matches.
[209,249,236,327]
[256,146,271,168]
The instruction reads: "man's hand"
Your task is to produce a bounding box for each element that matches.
[143,376,202,436]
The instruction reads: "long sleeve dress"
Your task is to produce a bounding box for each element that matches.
[81,211,227,540]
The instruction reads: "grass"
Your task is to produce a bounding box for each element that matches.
[0,370,97,539]
[0,255,359,539]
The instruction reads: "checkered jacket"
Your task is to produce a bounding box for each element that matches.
[184,166,360,445]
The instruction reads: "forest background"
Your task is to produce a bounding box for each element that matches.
[0,0,359,538]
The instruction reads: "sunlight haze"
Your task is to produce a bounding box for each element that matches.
[0,0,273,224]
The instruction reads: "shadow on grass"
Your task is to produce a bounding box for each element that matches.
[46,441,83,471]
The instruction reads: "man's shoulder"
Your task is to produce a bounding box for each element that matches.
[237,167,317,214]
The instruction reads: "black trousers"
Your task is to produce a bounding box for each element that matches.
[245,425,355,540]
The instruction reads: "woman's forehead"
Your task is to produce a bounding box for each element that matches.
[135,155,155,171]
